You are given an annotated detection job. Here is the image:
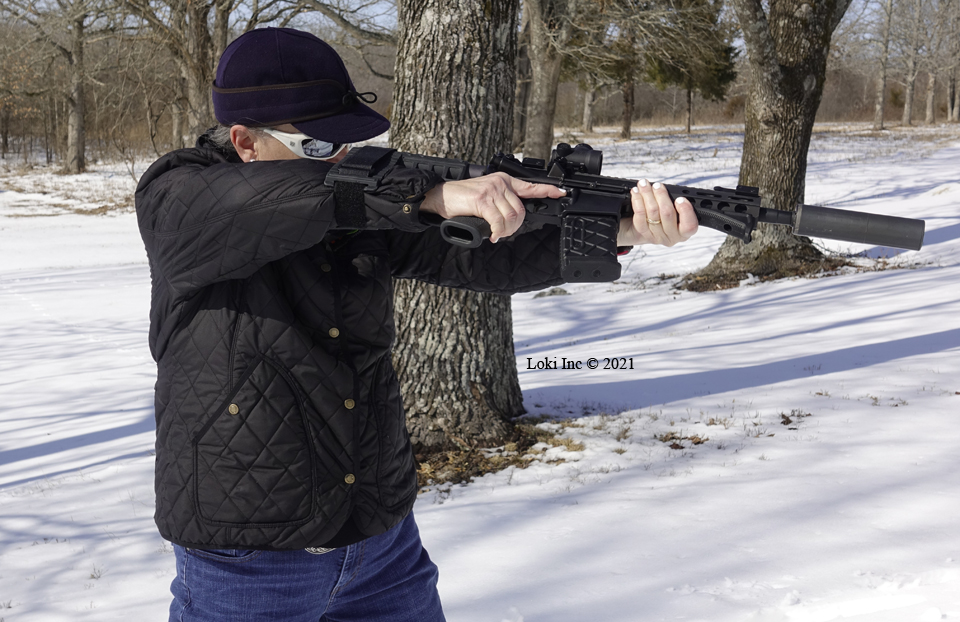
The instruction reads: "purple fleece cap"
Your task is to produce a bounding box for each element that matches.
[212,28,389,143]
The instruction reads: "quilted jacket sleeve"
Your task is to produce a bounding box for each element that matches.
[136,147,440,297]
[387,225,565,295]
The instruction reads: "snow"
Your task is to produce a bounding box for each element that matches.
[2,124,960,621]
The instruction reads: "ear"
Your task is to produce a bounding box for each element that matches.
[230,125,258,162]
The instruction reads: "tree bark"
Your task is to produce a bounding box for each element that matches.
[873,0,894,130]
[64,15,86,174]
[391,0,523,452]
[683,0,853,291]
[685,87,693,133]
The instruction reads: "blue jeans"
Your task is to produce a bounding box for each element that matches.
[169,512,444,622]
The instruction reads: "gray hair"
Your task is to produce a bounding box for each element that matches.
[207,124,268,153]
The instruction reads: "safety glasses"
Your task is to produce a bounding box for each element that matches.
[261,128,346,160]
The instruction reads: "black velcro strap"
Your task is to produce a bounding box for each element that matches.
[324,146,401,228]
[336,146,396,177]
[333,181,367,228]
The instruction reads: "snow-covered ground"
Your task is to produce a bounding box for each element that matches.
[2,124,959,621]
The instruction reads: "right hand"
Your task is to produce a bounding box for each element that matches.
[420,173,567,243]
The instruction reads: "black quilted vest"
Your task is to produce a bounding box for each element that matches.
[135,138,563,550]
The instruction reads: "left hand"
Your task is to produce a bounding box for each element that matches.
[618,179,698,247]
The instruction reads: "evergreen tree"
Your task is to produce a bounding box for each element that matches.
[645,0,738,133]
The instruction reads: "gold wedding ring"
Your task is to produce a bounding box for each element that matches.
[646,218,662,225]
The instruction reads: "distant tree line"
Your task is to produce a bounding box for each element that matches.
[2,0,956,174]
[0,0,395,172]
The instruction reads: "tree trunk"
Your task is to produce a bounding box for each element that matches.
[523,0,575,160]
[1,104,8,159]
[582,87,595,132]
[391,0,523,453]
[685,87,693,133]
[179,57,214,138]
[925,72,936,124]
[952,69,960,121]
[620,79,634,139]
[64,16,86,174]
[902,69,917,126]
[513,13,531,151]
[873,0,894,130]
[900,0,924,127]
[955,83,960,121]
[524,38,562,159]
[954,82,960,122]
[684,0,852,291]
[948,72,957,121]
[171,98,184,149]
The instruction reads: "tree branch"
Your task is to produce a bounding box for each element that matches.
[299,0,396,45]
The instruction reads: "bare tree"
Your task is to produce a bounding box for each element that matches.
[122,0,395,142]
[946,0,960,120]
[933,0,960,122]
[0,0,114,172]
[122,0,286,140]
[892,0,927,126]
[872,0,895,129]
[390,0,522,452]
[922,0,951,124]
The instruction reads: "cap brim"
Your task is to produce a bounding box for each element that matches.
[293,102,389,144]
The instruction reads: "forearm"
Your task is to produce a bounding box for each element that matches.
[388,226,564,294]
[137,151,442,295]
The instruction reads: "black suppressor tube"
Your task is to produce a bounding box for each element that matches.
[793,204,925,251]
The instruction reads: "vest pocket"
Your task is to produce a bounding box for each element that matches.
[372,359,418,511]
[193,355,316,527]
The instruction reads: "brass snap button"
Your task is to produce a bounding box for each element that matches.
[228,403,240,415]
[402,204,412,214]
[328,327,340,338]
[321,263,332,272]
[344,399,356,410]
[344,474,356,485]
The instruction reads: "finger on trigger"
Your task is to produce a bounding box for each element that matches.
[503,189,526,228]
[479,197,505,243]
